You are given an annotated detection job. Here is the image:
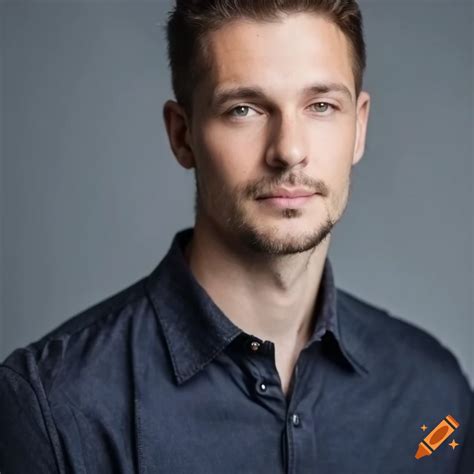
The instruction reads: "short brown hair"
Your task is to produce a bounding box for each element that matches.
[166,0,366,117]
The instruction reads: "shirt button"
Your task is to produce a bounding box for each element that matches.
[259,382,267,392]
[291,413,301,427]
[249,341,261,352]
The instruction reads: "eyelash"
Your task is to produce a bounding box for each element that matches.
[227,102,337,118]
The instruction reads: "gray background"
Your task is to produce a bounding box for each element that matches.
[0,0,472,388]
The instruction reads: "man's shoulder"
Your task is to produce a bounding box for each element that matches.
[337,287,471,389]
[39,276,148,341]
[0,276,151,393]
[338,288,474,470]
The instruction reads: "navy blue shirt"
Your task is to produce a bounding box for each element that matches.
[1,227,473,473]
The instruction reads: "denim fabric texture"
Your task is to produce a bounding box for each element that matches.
[0,227,472,473]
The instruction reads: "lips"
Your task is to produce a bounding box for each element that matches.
[257,194,316,209]
[256,187,318,209]
[257,188,316,199]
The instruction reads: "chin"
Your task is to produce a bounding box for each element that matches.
[234,220,332,256]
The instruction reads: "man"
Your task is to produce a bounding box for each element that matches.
[0,1,472,473]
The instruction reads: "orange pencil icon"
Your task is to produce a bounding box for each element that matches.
[415,414,460,459]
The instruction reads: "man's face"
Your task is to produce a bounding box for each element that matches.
[187,13,370,255]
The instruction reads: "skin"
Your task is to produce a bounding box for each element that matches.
[163,12,370,397]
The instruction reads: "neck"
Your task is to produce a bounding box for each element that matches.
[185,219,331,348]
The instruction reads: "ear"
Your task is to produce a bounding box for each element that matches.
[352,91,371,166]
[162,100,196,169]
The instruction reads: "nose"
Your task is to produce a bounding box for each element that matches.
[265,112,308,170]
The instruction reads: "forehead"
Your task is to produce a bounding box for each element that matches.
[201,12,355,97]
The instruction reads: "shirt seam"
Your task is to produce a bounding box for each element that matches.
[52,393,90,474]
[67,402,89,474]
[0,364,64,474]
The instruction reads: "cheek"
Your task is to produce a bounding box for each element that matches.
[307,124,355,202]
[309,116,355,150]
[199,126,258,187]
[311,127,354,174]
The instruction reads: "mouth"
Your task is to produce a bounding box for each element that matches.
[256,193,317,209]
[257,187,316,199]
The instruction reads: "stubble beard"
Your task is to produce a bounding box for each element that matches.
[193,171,351,257]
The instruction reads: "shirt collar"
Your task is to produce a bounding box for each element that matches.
[146,227,370,385]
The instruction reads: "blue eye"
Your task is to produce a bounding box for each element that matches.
[228,105,256,117]
[310,102,335,113]
[226,102,336,119]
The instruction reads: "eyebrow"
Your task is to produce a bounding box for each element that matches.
[210,82,354,108]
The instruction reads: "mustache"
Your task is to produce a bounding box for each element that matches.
[245,173,328,198]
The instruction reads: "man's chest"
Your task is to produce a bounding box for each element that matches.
[54,346,467,474]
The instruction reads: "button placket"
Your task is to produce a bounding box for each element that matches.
[246,337,284,401]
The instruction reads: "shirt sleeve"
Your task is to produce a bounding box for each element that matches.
[0,364,60,474]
